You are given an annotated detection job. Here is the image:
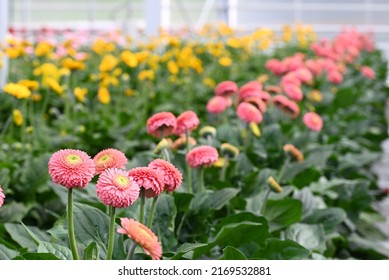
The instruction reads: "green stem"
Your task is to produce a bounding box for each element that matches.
[139,188,146,224]
[127,241,138,260]
[220,156,228,181]
[67,188,79,260]
[147,196,159,229]
[162,148,171,162]
[185,130,193,194]
[199,167,205,193]
[259,188,271,215]
[106,206,116,260]
[277,157,290,183]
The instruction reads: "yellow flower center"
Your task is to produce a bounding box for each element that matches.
[66,154,82,165]
[98,154,111,164]
[115,175,129,189]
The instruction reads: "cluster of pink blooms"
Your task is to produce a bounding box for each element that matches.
[48,147,183,260]
[0,185,5,208]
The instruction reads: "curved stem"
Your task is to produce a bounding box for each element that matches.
[67,188,79,260]
[127,241,138,260]
[199,167,205,193]
[139,188,146,224]
[147,196,159,229]
[106,206,116,260]
[259,188,271,215]
[162,148,171,162]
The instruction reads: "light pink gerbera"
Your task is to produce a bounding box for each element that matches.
[148,159,183,192]
[0,185,5,208]
[283,100,300,119]
[214,80,238,97]
[327,70,343,84]
[303,112,324,132]
[117,218,162,260]
[48,149,95,189]
[244,97,267,113]
[96,168,140,208]
[186,145,219,168]
[236,102,263,124]
[238,81,262,101]
[93,148,128,175]
[283,83,303,101]
[146,112,177,138]
[174,111,200,135]
[128,167,164,198]
[206,96,230,114]
[272,95,290,108]
[361,66,375,79]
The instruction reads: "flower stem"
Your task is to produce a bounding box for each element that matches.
[199,167,205,193]
[277,157,290,183]
[220,156,228,181]
[139,188,146,224]
[185,129,193,194]
[106,206,116,260]
[147,196,159,229]
[127,241,138,260]
[259,188,271,215]
[67,188,79,260]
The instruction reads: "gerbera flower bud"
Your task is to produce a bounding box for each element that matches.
[117,218,162,260]
[249,122,261,137]
[174,111,200,135]
[283,144,304,162]
[220,143,240,159]
[0,185,5,208]
[200,126,217,139]
[153,138,171,154]
[267,176,283,193]
[48,149,95,189]
[172,136,196,151]
[148,159,183,192]
[93,148,128,175]
[186,145,219,168]
[128,167,164,198]
[96,168,140,208]
[146,112,177,138]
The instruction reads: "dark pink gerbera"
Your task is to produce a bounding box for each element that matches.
[244,97,267,113]
[96,168,140,208]
[48,149,95,189]
[214,80,238,97]
[283,83,303,101]
[186,145,219,168]
[238,81,263,101]
[148,159,183,192]
[303,112,324,132]
[174,110,200,135]
[93,148,128,174]
[146,112,177,138]
[128,167,164,198]
[236,102,263,124]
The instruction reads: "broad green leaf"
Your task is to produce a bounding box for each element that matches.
[173,193,194,213]
[262,198,302,231]
[220,246,247,260]
[304,208,347,233]
[170,243,208,260]
[0,202,30,223]
[20,222,40,245]
[38,242,73,260]
[4,223,50,249]
[73,203,109,257]
[83,242,99,260]
[285,223,326,253]
[15,252,61,260]
[215,212,269,234]
[0,244,19,260]
[190,188,240,213]
[254,238,310,260]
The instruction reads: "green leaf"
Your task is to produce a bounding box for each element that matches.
[20,222,41,245]
[254,238,310,260]
[262,198,302,231]
[0,244,19,260]
[220,246,247,260]
[4,223,50,249]
[190,188,240,213]
[0,202,30,223]
[285,223,326,253]
[215,212,269,234]
[37,242,73,260]
[83,242,99,260]
[15,252,61,260]
[304,208,347,234]
[170,243,208,260]
[293,188,320,219]
[73,203,109,257]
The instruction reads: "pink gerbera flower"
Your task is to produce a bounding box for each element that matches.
[96,168,140,208]
[236,102,263,124]
[238,81,262,102]
[214,80,238,97]
[360,66,375,79]
[0,185,5,208]
[244,97,267,113]
[283,100,300,119]
[117,218,162,260]
[128,167,164,198]
[303,112,324,132]
[174,111,200,135]
[186,145,219,168]
[146,112,177,138]
[148,159,183,192]
[48,149,95,189]
[206,96,230,114]
[283,83,303,101]
[93,148,128,174]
